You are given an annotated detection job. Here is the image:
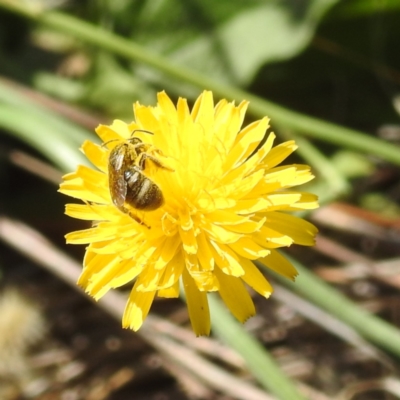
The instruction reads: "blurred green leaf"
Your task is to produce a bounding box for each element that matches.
[361,193,400,218]
[0,79,89,171]
[331,150,375,178]
[84,53,157,118]
[124,0,340,85]
[331,0,400,18]
[34,72,86,102]
[0,103,86,171]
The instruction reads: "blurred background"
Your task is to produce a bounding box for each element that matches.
[0,1,400,399]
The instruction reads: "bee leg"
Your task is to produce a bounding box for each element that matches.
[119,204,150,229]
[128,210,151,229]
[137,152,174,171]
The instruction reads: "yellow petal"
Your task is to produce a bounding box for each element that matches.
[223,217,265,234]
[186,254,219,291]
[66,227,117,244]
[215,268,255,323]
[232,197,277,214]
[219,132,274,185]
[191,91,214,131]
[65,203,119,221]
[60,181,108,204]
[95,124,125,143]
[196,232,215,271]
[133,104,160,140]
[182,269,210,336]
[240,258,273,297]
[254,226,294,247]
[152,237,181,270]
[213,101,245,153]
[157,91,178,125]
[88,259,141,299]
[262,211,318,246]
[261,140,297,169]
[157,251,184,289]
[284,165,315,186]
[80,140,108,172]
[229,237,270,260]
[212,169,264,200]
[209,242,244,276]
[285,193,319,210]
[223,118,269,170]
[158,281,180,298]
[202,220,243,243]
[179,226,198,254]
[65,203,100,220]
[264,192,302,208]
[78,251,116,288]
[123,285,156,331]
[190,270,219,291]
[135,266,163,292]
[258,249,298,280]
[108,119,132,139]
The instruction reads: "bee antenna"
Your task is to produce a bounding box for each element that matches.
[131,129,154,137]
[102,130,154,148]
[102,139,120,148]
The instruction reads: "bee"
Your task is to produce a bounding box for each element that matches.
[107,131,173,227]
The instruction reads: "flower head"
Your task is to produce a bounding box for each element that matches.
[59,91,318,335]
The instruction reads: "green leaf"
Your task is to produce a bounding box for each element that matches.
[217,0,340,84]
[130,0,341,85]
[331,150,375,178]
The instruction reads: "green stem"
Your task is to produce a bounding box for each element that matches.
[1,2,400,166]
[209,295,307,400]
[261,257,400,358]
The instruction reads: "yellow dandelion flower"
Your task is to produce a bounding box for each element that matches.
[59,91,318,335]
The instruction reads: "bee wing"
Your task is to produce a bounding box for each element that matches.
[111,147,126,171]
[109,146,128,209]
[111,171,127,209]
